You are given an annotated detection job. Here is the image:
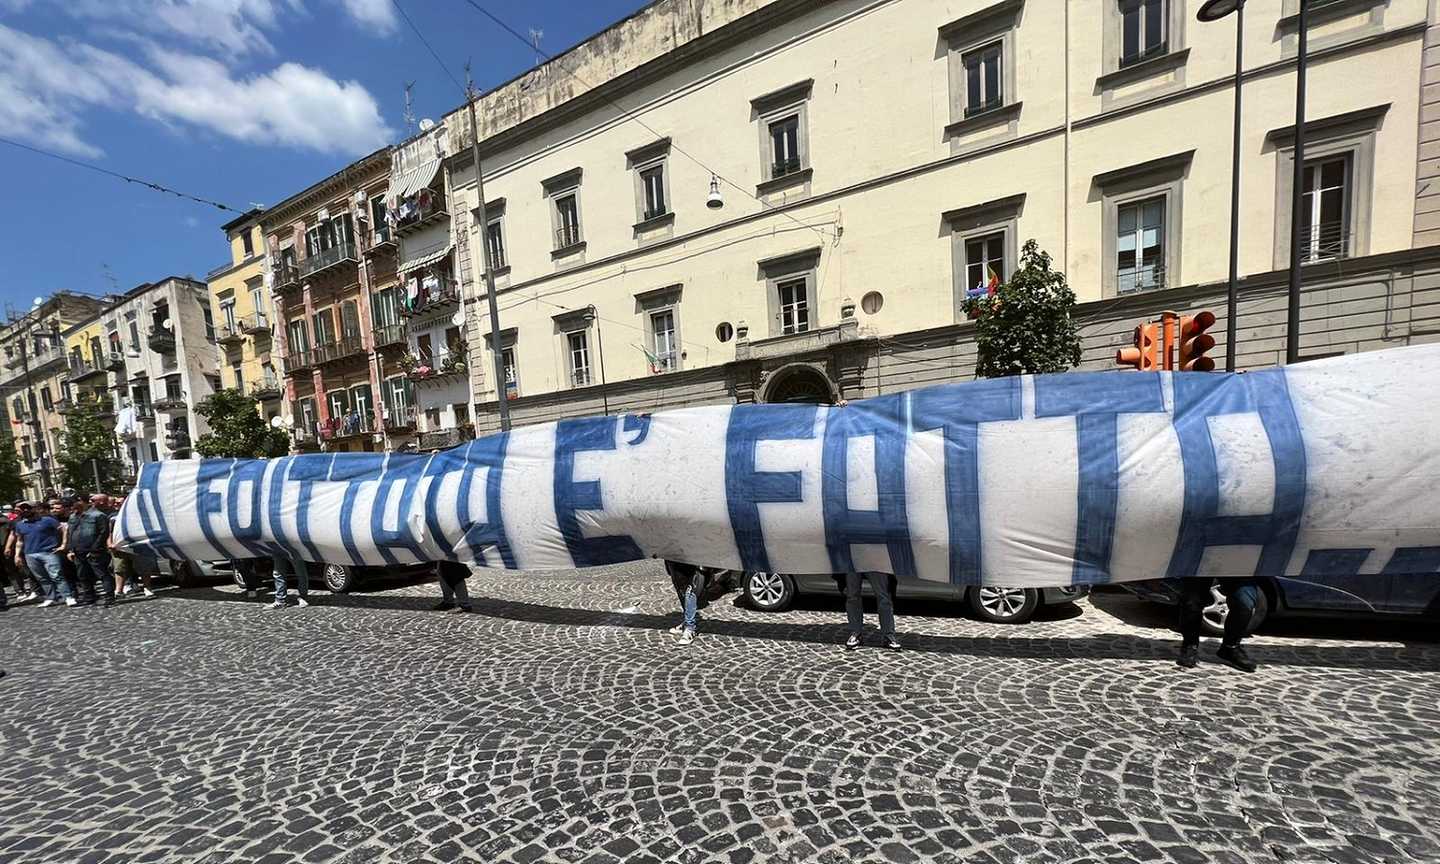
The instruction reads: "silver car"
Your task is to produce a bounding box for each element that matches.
[742,571,1089,624]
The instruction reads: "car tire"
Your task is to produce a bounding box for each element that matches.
[170,559,199,589]
[743,571,795,612]
[322,563,355,594]
[968,586,1040,624]
[1199,583,1270,638]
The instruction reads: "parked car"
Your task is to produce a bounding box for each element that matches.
[741,571,1088,624]
[1122,569,1440,636]
[206,557,436,594]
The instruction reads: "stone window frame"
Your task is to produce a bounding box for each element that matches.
[1267,105,1387,270]
[757,247,821,338]
[751,80,814,198]
[541,167,585,260]
[939,0,1024,141]
[635,284,683,373]
[942,193,1026,321]
[1278,0,1388,56]
[552,308,594,389]
[472,198,510,278]
[626,138,675,235]
[1098,0,1188,93]
[1093,150,1193,298]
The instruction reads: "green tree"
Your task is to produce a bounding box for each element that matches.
[962,239,1082,378]
[0,434,25,502]
[195,389,289,459]
[58,398,127,494]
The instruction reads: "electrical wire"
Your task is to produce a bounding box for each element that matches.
[453,0,837,245]
[0,136,245,214]
[391,0,465,93]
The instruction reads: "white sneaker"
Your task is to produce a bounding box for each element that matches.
[38,599,54,608]
[266,601,286,610]
[143,588,155,598]
[295,597,309,608]
[667,623,685,635]
[677,629,696,646]
[20,592,37,602]
[65,597,78,607]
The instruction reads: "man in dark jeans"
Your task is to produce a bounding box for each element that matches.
[434,560,473,613]
[1178,578,1258,672]
[665,560,709,646]
[66,494,115,607]
[844,572,901,651]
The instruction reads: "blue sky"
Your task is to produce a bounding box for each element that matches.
[0,0,647,310]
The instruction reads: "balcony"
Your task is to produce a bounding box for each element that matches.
[147,326,176,354]
[383,405,416,433]
[285,349,316,375]
[154,394,187,412]
[105,351,126,371]
[417,423,475,452]
[273,261,301,294]
[250,378,282,401]
[299,240,359,280]
[217,324,246,348]
[315,335,366,368]
[66,359,105,383]
[4,341,65,372]
[367,228,396,256]
[406,350,468,385]
[393,190,447,237]
[400,279,461,320]
[58,395,113,418]
[319,411,375,442]
[372,322,408,350]
[1300,221,1350,265]
[241,311,270,336]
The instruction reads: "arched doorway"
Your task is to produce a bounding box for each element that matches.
[761,363,838,404]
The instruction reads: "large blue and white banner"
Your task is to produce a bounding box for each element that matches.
[113,345,1440,587]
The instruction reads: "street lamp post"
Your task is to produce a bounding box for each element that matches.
[1197,0,1247,372]
[1285,0,1310,364]
[584,305,609,417]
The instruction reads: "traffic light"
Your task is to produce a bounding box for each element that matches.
[1159,311,1179,371]
[1115,322,1159,371]
[1178,311,1218,372]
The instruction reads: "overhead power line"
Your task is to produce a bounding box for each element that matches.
[0,136,245,214]
[391,0,464,93]
[453,0,837,245]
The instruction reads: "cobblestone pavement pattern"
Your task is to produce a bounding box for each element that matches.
[1,563,1438,864]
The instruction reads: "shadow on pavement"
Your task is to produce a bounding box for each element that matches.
[169,582,1439,671]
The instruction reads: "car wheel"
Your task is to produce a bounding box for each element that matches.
[1199,584,1270,638]
[322,563,355,594]
[170,559,198,589]
[969,586,1040,624]
[743,571,795,612]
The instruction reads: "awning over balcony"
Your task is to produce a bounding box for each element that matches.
[391,159,442,201]
[398,242,452,275]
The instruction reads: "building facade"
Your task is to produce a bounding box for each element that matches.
[208,208,283,423]
[421,0,1439,432]
[263,149,394,453]
[0,293,110,499]
[103,278,220,472]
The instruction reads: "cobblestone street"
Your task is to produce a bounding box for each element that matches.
[1,563,1437,864]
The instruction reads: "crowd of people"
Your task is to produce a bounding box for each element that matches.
[0,493,155,612]
[0,494,1259,674]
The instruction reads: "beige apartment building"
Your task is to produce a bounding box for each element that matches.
[424,0,1439,433]
[208,208,283,423]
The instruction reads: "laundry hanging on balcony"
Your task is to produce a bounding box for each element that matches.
[112,345,1440,589]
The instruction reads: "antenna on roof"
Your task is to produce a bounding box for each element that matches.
[403,81,417,138]
[529,28,544,69]
[101,263,119,294]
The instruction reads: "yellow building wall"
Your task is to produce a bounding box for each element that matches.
[208,217,279,420]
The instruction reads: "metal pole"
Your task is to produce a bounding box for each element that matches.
[1224,3,1244,372]
[590,305,609,416]
[91,457,101,494]
[466,80,511,432]
[1285,0,1308,364]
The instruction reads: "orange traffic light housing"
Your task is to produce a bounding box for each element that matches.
[1115,322,1159,371]
[1178,311,1218,372]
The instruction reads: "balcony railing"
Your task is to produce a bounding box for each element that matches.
[320,411,375,441]
[771,156,803,179]
[417,423,475,452]
[372,322,408,348]
[400,279,461,319]
[1299,222,1350,264]
[286,349,315,374]
[393,190,447,237]
[4,341,65,371]
[299,240,359,279]
[154,394,187,412]
[554,225,582,250]
[217,324,246,347]
[67,359,105,382]
[1117,263,1166,295]
[273,261,301,291]
[316,335,366,366]
[241,311,270,335]
[147,326,176,354]
[250,378,282,400]
[383,404,416,432]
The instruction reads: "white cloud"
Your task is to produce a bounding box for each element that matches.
[61,1,394,56]
[0,24,393,158]
[337,0,397,34]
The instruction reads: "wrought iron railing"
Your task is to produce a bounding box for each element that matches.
[1117,264,1166,295]
[1299,221,1350,263]
[299,240,359,279]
